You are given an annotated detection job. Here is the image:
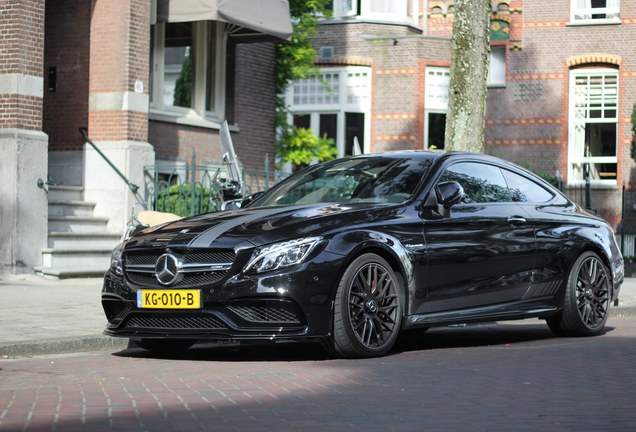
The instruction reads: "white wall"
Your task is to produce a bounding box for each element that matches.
[0,130,49,273]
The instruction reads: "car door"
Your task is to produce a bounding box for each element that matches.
[416,161,536,315]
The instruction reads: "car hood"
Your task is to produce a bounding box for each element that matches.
[125,202,400,250]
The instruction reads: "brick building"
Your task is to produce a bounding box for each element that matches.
[285,0,635,246]
[2,0,635,275]
[0,0,291,275]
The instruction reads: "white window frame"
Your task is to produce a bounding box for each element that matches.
[150,21,226,126]
[567,68,619,186]
[424,67,450,150]
[285,66,372,156]
[487,46,507,88]
[570,0,621,25]
[329,0,419,26]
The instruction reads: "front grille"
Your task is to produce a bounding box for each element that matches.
[125,250,236,266]
[125,314,227,330]
[227,301,304,324]
[127,271,225,288]
[124,248,236,289]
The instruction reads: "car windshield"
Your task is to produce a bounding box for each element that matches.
[253,156,433,207]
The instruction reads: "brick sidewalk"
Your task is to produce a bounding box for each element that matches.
[1,319,636,431]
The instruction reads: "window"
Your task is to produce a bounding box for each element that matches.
[501,169,554,203]
[439,163,511,203]
[286,67,371,157]
[568,69,618,184]
[487,46,507,87]
[328,0,418,25]
[438,163,554,204]
[425,67,450,150]
[571,0,620,23]
[150,21,226,122]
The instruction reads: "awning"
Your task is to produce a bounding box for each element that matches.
[156,0,293,42]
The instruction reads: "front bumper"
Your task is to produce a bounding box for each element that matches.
[101,255,343,342]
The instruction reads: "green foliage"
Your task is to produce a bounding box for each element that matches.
[277,127,337,168]
[510,159,560,187]
[157,183,214,217]
[173,49,193,108]
[275,0,332,167]
[534,172,559,187]
[631,102,636,162]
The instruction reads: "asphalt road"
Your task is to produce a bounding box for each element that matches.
[1,317,635,432]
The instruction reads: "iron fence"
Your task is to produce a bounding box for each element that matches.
[142,151,290,217]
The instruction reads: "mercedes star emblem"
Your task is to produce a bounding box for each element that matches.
[155,253,182,286]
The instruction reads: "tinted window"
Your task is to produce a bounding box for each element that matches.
[254,157,433,206]
[439,162,510,203]
[502,169,554,203]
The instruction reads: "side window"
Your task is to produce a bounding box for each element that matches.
[439,162,510,203]
[501,169,554,203]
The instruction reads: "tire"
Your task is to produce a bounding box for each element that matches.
[134,338,195,353]
[546,251,611,337]
[331,253,403,358]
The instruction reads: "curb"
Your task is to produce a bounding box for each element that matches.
[0,336,129,359]
[610,306,636,318]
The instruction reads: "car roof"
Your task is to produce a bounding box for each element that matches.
[350,150,552,186]
[350,150,508,165]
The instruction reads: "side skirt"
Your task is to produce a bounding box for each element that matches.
[403,298,559,329]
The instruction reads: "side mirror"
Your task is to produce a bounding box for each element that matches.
[240,191,264,208]
[435,181,464,209]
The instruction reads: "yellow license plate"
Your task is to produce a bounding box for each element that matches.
[137,289,201,309]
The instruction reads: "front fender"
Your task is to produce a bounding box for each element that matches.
[326,229,419,311]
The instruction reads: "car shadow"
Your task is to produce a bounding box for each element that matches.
[395,321,616,353]
[111,320,615,362]
[113,340,333,361]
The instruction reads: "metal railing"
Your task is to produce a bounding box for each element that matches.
[143,152,290,217]
[79,127,144,203]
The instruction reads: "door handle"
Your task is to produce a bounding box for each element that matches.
[508,216,526,226]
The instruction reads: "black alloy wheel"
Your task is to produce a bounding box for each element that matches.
[331,253,402,358]
[547,251,610,336]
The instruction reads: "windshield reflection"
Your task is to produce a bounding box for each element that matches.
[253,157,433,207]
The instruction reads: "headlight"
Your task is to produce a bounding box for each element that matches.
[245,237,323,274]
[110,243,124,276]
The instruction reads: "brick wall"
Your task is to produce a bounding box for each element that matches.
[87,0,149,142]
[233,42,278,171]
[485,0,636,226]
[43,0,91,151]
[313,22,451,153]
[306,1,636,228]
[0,0,45,131]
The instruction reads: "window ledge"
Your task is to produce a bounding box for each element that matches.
[487,84,506,89]
[320,17,422,33]
[566,18,622,27]
[149,110,239,132]
[565,182,619,190]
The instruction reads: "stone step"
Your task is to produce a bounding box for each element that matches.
[40,247,112,270]
[34,265,109,279]
[48,200,97,217]
[48,185,84,202]
[48,215,110,233]
[47,231,121,249]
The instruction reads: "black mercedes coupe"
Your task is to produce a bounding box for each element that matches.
[102,151,624,358]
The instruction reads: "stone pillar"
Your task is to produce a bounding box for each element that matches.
[0,0,48,273]
[85,0,154,234]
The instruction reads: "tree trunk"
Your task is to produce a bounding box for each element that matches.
[445,0,491,153]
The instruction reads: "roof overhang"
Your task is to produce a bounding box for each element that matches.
[156,0,292,42]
